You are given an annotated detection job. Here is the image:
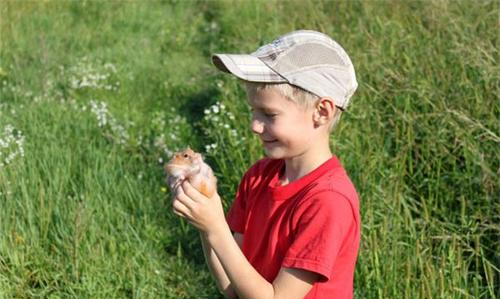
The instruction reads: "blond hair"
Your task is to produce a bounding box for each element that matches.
[243,82,342,132]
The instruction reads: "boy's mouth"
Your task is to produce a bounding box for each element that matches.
[262,139,278,144]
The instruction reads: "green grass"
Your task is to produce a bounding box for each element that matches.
[0,0,498,298]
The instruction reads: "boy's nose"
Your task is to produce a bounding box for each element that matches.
[251,118,264,135]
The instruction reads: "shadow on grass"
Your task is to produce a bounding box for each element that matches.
[178,85,221,152]
[160,85,223,265]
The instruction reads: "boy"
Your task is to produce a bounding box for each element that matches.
[170,30,360,299]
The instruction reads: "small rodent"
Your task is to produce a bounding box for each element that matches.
[164,147,217,198]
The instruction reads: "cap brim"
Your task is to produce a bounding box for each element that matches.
[212,54,286,83]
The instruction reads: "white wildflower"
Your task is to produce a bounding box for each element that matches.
[88,100,129,145]
[211,105,219,114]
[210,21,218,30]
[69,59,118,91]
[204,143,217,153]
[0,124,25,169]
[104,63,117,73]
[109,120,129,145]
[154,134,166,149]
[164,149,173,157]
[90,100,108,127]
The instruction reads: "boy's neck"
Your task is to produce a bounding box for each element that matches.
[281,142,333,185]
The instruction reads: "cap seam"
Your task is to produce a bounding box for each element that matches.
[281,64,352,76]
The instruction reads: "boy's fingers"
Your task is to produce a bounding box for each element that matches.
[175,184,185,196]
[167,176,182,191]
[172,209,185,218]
[172,199,191,218]
[175,190,196,208]
[182,181,203,199]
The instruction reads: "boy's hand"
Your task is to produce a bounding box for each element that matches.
[172,181,227,235]
[166,174,183,193]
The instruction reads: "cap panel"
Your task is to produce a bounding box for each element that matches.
[286,67,356,109]
[255,32,357,108]
[275,43,349,72]
[212,54,286,83]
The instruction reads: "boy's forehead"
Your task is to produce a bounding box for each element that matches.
[247,88,290,109]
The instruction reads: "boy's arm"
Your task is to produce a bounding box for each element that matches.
[173,182,320,299]
[200,232,243,299]
[206,224,320,299]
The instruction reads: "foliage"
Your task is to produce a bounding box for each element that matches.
[0,0,498,298]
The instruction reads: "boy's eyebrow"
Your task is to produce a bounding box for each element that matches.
[248,102,264,110]
[250,105,280,112]
[248,100,280,111]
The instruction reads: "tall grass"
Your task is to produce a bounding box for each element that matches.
[0,1,498,298]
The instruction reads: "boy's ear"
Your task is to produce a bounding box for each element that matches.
[313,97,336,127]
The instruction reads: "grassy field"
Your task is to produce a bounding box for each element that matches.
[0,0,498,298]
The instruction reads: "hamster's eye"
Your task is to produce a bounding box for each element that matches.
[183,154,189,158]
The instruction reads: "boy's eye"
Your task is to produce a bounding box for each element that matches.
[251,109,278,119]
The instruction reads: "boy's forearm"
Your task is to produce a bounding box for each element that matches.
[200,232,237,298]
[207,224,274,299]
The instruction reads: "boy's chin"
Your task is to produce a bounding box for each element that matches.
[263,147,287,160]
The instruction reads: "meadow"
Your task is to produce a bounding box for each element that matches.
[0,1,498,298]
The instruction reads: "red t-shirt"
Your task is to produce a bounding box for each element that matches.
[226,156,360,299]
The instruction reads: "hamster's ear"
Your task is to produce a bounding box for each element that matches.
[194,152,203,162]
[185,146,195,155]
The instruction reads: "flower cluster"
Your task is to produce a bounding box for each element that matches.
[0,180,11,197]
[151,109,191,160]
[0,124,25,169]
[0,75,36,104]
[90,100,108,127]
[89,100,129,145]
[204,142,217,153]
[204,102,237,133]
[203,101,245,154]
[69,58,119,91]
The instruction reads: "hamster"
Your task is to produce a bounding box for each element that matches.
[164,147,217,198]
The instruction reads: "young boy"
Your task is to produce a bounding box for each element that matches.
[170,30,360,299]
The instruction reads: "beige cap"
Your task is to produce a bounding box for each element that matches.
[213,30,358,110]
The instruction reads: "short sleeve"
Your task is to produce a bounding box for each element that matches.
[226,172,249,234]
[282,191,356,281]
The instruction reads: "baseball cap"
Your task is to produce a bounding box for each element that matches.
[212,30,358,110]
